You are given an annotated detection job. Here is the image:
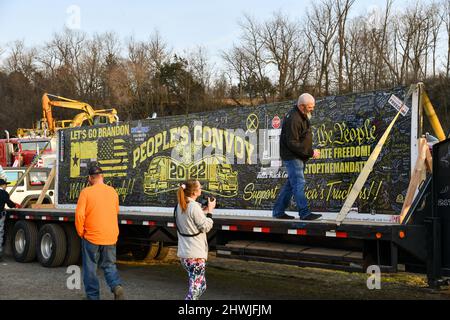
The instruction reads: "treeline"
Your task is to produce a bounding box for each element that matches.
[1,0,450,136]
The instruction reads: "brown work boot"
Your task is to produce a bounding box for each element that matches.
[113,285,125,300]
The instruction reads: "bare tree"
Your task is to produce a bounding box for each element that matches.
[238,14,271,103]
[306,0,339,95]
[404,4,433,82]
[335,0,355,93]
[444,0,450,77]
[187,47,212,91]
[222,46,245,102]
[222,45,260,105]
[146,30,169,116]
[5,40,38,81]
[263,11,301,99]
[428,2,443,78]
[368,0,394,88]
[345,17,366,92]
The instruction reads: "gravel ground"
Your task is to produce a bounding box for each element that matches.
[1,248,450,300]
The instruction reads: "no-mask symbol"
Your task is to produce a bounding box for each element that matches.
[246,114,259,133]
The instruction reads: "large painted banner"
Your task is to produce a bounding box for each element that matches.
[57,86,412,216]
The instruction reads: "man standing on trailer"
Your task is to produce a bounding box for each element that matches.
[75,165,125,300]
[272,93,322,220]
[0,178,21,262]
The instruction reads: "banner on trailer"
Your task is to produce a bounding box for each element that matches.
[57,86,412,216]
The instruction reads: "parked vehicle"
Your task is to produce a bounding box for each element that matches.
[3,167,55,207]
[0,135,55,168]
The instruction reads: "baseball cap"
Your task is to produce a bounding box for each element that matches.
[88,166,103,176]
[0,178,10,185]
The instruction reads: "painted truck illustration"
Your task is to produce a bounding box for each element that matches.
[143,155,238,196]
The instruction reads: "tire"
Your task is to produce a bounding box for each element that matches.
[143,242,162,262]
[4,220,14,256]
[130,241,162,261]
[62,224,81,266]
[11,221,38,263]
[130,242,151,261]
[23,198,37,209]
[37,224,67,267]
[154,241,170,261]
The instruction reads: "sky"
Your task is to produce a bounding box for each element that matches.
[0,0,417,64]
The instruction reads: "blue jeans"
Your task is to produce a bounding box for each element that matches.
[0,214,5,257]
[81,239,122,300]
[273,159,311,218]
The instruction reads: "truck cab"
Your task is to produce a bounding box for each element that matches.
[3,167,55,207]
[0,137,55,168]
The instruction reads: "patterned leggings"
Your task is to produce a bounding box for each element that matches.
[181,258,207,300]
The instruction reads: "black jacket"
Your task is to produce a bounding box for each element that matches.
[279,106,314,161]
[0,189,15,212]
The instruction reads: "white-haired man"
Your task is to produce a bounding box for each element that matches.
[272,93,322,220]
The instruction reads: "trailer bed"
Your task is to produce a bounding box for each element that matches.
[7,207,402,242]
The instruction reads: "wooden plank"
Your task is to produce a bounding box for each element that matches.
[343,251,364,260]
[400,139,431,223]
[31,204,56,209]
[242,242,310,253]
[246,242,281,250]
[282,245,311,253]
[36,164,56,205]
[301,247,354,258]
[425,145,433,173]
[225,241,254,249]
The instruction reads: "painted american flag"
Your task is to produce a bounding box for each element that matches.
[97,138,129,177]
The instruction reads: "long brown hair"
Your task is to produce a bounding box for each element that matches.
[177,179,200,212]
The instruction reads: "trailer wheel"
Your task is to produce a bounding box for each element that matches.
[62,224,81,266]
[4,220,14,256]
[23,199,37,209]
[154,241,170,260]
[143,242,161,262]
[130,242,153,261]
[11,221,38,263]
[37,224,67,267]
[130,241,168,261]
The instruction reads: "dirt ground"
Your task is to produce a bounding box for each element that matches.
[119,246,450,300]
[1,248,450,300]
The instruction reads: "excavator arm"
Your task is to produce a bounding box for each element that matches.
[41,93,118,134]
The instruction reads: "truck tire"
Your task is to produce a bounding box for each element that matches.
[4,221,14,256]
[130,242,152,261]
[154,241,170,260]
[37,224,67,267]
[142,242,162,262]
[62,224,81,266]
[23,198,37,209]
[11,221,38,263]
[130,241,164,261]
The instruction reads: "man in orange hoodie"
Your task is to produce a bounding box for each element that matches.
[75,166,125,300]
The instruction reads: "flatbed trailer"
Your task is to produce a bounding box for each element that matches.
[4,84,450,289]
[2,175,440,283]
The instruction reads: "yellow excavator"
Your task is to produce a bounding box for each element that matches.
[17,93,119,137]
